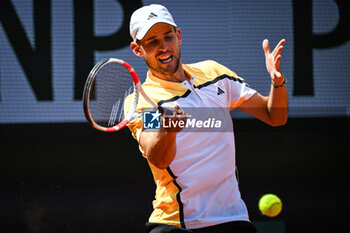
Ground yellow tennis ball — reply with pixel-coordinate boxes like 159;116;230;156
258;194;282;217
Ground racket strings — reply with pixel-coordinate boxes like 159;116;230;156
89;62;134;127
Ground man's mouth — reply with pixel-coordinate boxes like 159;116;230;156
158;54;173;64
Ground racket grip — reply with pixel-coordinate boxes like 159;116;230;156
158;106;174;116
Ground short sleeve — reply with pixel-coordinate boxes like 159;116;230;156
208;61;257;110
226;77;257;110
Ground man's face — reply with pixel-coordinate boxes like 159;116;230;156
137;23;182;77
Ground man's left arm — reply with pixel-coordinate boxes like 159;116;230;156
238;39;288;126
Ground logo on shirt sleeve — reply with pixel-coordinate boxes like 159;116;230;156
217;86;225;95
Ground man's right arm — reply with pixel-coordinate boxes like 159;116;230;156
139;106;186;169
139;128;177;169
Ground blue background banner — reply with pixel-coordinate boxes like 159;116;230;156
1;0;349;123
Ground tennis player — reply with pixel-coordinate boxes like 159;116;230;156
126;4;288;233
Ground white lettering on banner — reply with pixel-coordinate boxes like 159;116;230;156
163;118;222;129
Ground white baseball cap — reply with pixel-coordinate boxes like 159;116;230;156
129;4;177;41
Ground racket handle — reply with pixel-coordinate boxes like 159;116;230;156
158;106;174;116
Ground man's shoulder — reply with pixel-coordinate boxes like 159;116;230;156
185;60;240;81
186;60;224;73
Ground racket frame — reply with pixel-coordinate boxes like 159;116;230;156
83;58;170;132
83;58;143;132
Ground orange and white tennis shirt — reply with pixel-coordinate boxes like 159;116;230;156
124;60;257;229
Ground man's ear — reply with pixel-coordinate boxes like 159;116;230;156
130;42;143;57
176;28;182;45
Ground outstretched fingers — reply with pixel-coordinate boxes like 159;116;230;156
262;39;270;55
272;39;285;57
275;54;282;70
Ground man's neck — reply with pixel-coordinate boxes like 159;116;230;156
150;62;189;83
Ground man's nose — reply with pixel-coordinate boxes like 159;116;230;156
158;40;168;52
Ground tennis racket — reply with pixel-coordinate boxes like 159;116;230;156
82;58;172;132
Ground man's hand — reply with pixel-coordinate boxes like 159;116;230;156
162;104;188;132
263;39;285;85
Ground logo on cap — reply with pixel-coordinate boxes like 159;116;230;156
147;12;158;20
